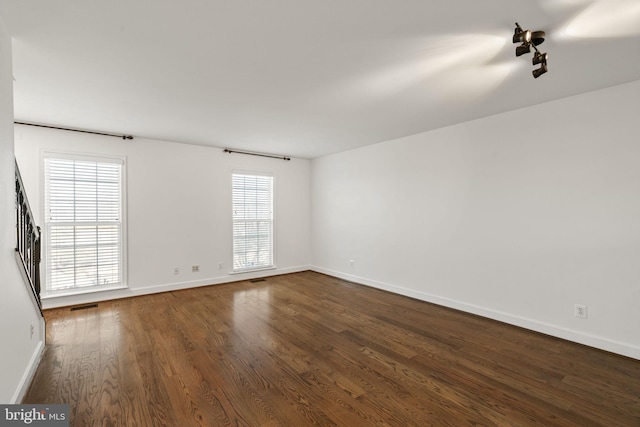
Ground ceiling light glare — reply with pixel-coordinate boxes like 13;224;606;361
565;0;640;38
358;35;506;97
539;0;592;14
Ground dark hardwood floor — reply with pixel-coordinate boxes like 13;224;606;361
24;271;640;426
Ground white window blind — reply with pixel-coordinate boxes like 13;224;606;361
232;172;273;272
44;155;125;293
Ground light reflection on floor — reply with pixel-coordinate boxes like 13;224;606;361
233;285;271;338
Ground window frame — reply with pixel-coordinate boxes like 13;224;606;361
231;170;275;273
41;151;128;297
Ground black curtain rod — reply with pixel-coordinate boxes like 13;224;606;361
14;121;134;140
224;148;291;161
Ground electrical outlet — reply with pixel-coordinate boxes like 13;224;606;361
192;265;199;272
218;262;223;270
30;324;35;339
349;259;354;267
174;267;180;275
574;304;588;319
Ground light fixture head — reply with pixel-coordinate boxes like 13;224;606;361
532;51;548;66
513;25;532;44
532;63;548;78
513;29;531;44
531;31;545;46
516;43;531;57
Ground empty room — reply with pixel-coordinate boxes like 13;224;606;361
1;1;639;426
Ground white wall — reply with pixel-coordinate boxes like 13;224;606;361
0;19;45;403
14;126;311;308
311;80;640;359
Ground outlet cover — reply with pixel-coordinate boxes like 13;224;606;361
574;304;588;319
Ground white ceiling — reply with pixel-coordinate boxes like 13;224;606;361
1;0;639;159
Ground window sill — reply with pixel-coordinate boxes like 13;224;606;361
41;284;128;300
229;266;276;275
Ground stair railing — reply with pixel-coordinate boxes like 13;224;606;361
15;159;43;315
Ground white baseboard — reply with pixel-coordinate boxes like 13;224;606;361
12;334;45;403
310;266;640;361
42;265;311;309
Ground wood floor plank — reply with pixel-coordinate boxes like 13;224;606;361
23;271;640;426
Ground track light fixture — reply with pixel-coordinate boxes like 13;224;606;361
513;22;548;78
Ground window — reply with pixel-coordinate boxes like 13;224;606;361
44;153;126;294
232;172;273;272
